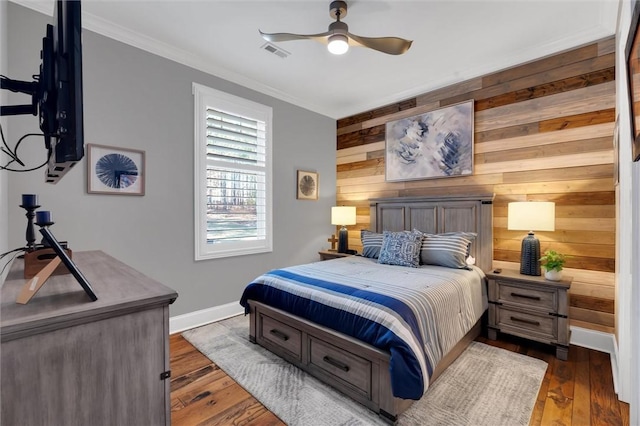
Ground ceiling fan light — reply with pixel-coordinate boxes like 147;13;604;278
328;34;349;55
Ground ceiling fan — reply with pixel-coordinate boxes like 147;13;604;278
259;1;413;56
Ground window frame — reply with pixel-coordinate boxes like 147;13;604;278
193;83;273;260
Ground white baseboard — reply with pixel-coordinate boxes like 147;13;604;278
570;325;619;394
170;301;244;334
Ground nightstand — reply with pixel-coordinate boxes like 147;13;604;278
486;269;572;360
318;250;352;261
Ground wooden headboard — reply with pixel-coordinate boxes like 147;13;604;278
369;194;495;273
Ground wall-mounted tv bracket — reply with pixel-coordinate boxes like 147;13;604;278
1;76;38;117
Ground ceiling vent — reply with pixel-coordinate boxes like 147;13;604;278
261;42;290;59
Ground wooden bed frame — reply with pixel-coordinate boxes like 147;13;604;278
248;194;494;423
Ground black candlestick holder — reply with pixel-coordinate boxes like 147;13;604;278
35;211;55;247
19;203;41;251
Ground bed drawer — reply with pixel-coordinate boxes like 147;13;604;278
258;314;302;360
309;336;372;399
497;282;556;312
497;306;557;341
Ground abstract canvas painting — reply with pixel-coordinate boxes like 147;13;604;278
385;100;474;181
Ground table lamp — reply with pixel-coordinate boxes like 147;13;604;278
507;201;555;276
331;206;356;254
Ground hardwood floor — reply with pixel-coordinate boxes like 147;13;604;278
170;331;629;426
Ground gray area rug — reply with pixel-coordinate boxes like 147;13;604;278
182;315;547;426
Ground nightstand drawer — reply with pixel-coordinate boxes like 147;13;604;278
497;307;557;341
497;282;556;312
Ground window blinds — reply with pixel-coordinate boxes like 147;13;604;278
205;107;266;243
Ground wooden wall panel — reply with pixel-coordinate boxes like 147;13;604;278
335;37;616;334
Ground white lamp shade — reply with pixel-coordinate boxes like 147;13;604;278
327;34;349;55
507;202;555;232
331;206;356;226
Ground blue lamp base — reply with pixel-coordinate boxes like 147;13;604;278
520;232;541;276
337;226;349;254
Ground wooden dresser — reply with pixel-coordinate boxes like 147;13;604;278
486;268;571;360
0;250;178;426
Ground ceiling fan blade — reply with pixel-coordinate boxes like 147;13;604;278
348;33;413;55
259;30;330;44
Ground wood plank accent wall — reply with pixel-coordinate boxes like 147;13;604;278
335;37;616;334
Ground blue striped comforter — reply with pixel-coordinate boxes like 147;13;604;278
239;256;487;400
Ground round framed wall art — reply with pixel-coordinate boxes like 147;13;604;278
296;170;318;200
87;144;145;195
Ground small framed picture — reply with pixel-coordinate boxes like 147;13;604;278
87;144;145;195
296;170;318;200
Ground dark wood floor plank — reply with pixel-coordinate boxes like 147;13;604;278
170;334;214;378
529;348;556;426
572;346;591;425
540;348;576;426
171;364;221;393
171;331;629;426
246;410;286;426
620;401;631;426
475;334;520;352
170;334;200;360
172;382;252;426
590;350;623;426
175;370;238;408
171;397;185;412
172;366;229;406
194;397;276;426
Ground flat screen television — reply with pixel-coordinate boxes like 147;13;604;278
1;0;84;184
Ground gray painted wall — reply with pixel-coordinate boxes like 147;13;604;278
1;0;8;282
5;3;336;315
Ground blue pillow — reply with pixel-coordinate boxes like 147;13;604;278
378;230;423;268
361;230;384;259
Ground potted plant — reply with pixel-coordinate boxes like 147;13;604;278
539;249;567;281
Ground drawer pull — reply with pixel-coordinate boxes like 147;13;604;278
510;316;540;326
510;292;541;301
269;329;289;341
323;356;350;372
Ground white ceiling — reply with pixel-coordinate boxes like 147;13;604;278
13;0;619;119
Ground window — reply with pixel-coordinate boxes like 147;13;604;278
193;83;273;260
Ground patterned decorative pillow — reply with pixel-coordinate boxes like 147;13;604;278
361;230;384;259
378;230;423;267
420;233;474;269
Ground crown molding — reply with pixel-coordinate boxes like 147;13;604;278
9;0;618;120
9;0;334;118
